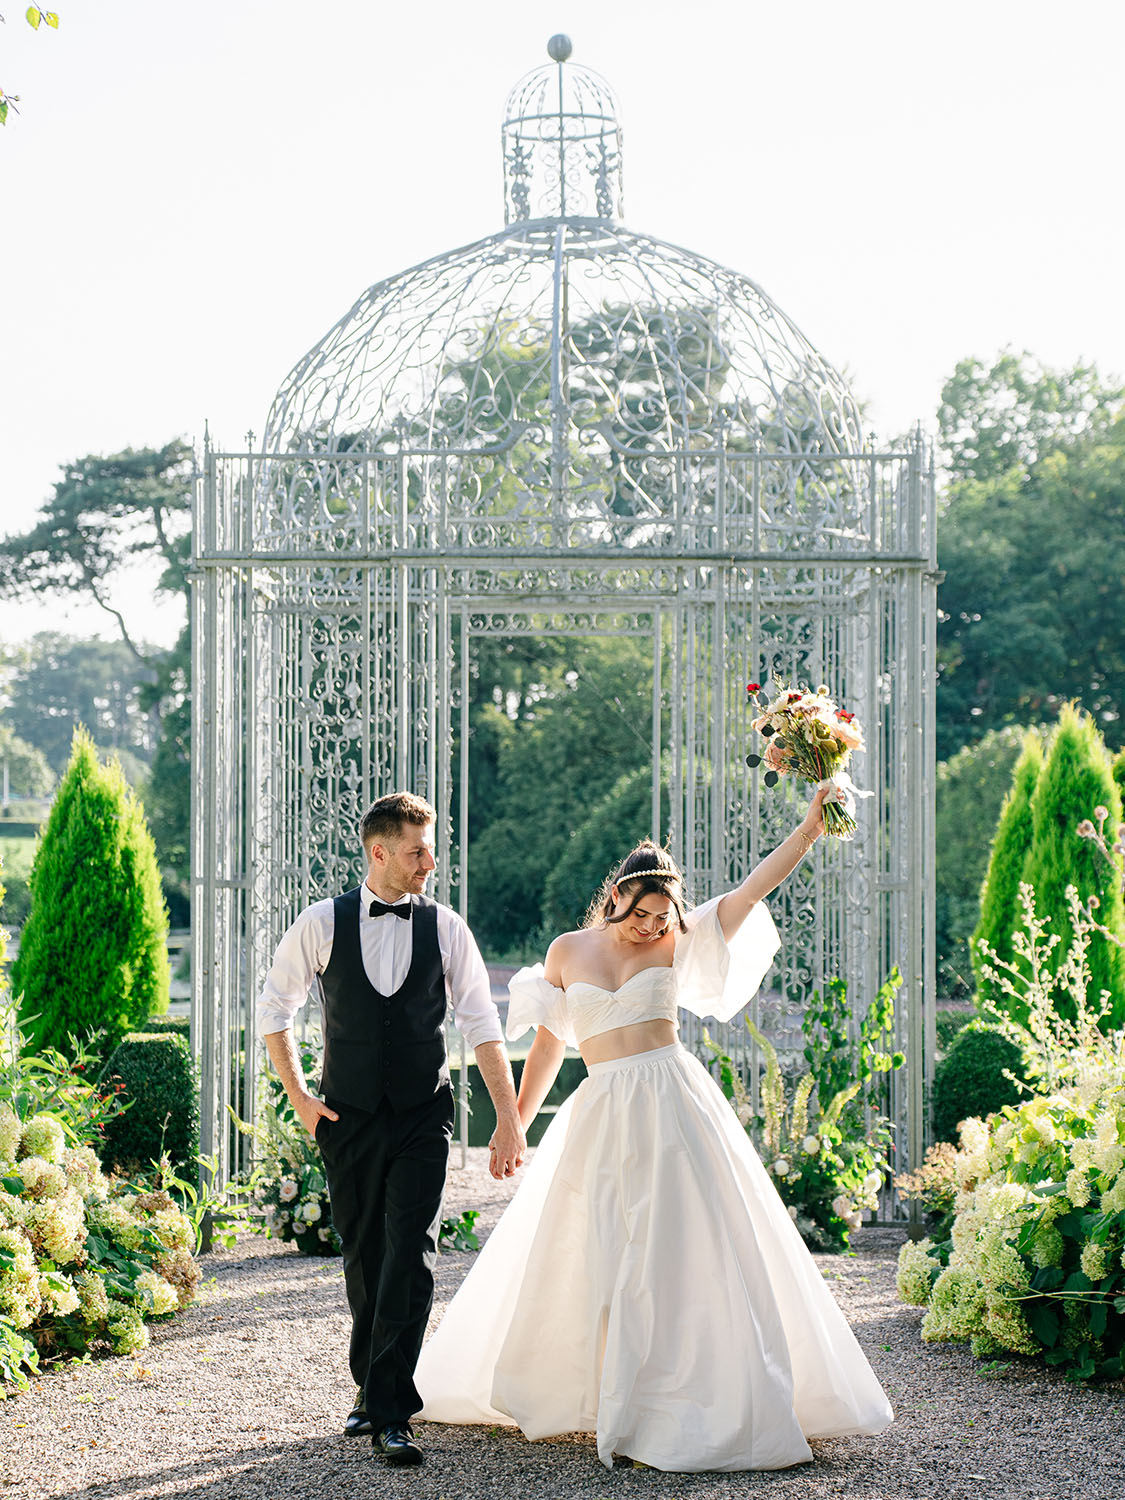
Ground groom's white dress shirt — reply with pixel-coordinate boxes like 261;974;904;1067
256;883;504;1050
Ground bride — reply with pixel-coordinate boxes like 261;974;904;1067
416;788;893;1471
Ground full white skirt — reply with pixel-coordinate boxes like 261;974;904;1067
417;1043;892;1472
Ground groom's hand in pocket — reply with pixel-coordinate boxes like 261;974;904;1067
294;1091;339;1141
264;1030;339;1141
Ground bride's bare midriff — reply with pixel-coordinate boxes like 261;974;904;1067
579;1018;678;1065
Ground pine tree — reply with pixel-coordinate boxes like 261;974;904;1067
1018;706;1125;1025
12;728;170;1059
971;730;1043;1009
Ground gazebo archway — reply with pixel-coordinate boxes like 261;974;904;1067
191;38;937;1201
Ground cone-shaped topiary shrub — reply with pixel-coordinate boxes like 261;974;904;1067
1113;745;1125;808
13;728;170;1061
930;1022;1029;1144
971;731;1043;1009
1017;705;1125;1027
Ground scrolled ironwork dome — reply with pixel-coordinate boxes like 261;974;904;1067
262;40;863;466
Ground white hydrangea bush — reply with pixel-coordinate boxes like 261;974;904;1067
897;1080;1125;1381
0;1111;201;1387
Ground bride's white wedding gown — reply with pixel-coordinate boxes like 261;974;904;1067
416;898;893;1472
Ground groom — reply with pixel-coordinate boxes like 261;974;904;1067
257;791;526;1467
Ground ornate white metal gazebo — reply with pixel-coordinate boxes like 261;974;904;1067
192;37;937;1194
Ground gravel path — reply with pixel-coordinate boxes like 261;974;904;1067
3;1148;1123;1500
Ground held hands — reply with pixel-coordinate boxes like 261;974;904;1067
488;1113;527;1180
293;1091;339;1140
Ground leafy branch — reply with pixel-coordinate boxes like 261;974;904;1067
1;7;60;126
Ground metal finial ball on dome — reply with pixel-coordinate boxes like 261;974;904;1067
547;34;573;62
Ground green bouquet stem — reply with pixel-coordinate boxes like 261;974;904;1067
780;735;857;839
821;801;857;838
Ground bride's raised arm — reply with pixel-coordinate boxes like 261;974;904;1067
713;785;830;942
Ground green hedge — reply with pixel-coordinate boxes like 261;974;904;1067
100;1031;199;1175
143;1014;191;1040
931;1023;1029;1144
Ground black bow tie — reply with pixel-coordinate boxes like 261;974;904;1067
369;899;412;920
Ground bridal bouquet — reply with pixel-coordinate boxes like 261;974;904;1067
745;678;869;838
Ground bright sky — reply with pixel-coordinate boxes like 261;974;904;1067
2;0;1122;649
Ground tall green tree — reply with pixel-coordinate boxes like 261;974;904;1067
971;730;1043;1010
939;351;1123;484
541;761;672;935
936;354;1125;759
12;728;170;1059
1015;706;1125;1025
3;634;158;775
0;442;191;653
0;723;54;800
0;442;193;899
465;635;660;956
936;726;1041;998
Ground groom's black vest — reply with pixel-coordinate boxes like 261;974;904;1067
318;888;450;1113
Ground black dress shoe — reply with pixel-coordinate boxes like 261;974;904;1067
373;1422;424;1466
344;1389;372;1436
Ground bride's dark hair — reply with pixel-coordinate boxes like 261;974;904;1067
583;840;689;932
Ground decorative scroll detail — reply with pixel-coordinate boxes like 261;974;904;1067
260;224;864;474
501;55;624;224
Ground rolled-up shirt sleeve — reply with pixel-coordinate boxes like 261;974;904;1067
256;900;334;1038
437;908;504;1050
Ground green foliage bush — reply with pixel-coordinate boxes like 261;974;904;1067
250;1040;339;1257
931;1023;1029;1144
897;1080;1125;1382
971;732;1042;1009
0;1108;200;1389
935;1007;973;1057
541;762;671;935
143;1014;190;1040
1018;705;1125;1025
711;970;904;1252
100;1033;199;1177
13;728;170;1061
936;727;1038;998
0;955;199;1393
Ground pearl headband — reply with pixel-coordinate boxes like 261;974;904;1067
617;868;679;884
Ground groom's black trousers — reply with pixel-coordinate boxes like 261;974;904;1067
316;1084;454;1426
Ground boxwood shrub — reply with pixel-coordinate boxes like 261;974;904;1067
931;1022;1029;1143
101;1031;199;1175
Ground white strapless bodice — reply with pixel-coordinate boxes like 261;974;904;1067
505;894;782;1051
564;967;678;1046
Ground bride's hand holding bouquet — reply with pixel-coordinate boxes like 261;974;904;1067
745;680;870;839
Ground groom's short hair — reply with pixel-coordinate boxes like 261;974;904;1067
360;791;436;850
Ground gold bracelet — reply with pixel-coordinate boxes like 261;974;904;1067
796;830;816;855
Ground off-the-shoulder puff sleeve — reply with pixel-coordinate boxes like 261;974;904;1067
673;895;781;1024
506;964;579;1050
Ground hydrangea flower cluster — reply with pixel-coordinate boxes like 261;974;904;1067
0;1106;200;1387
896;1079;1125;1381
